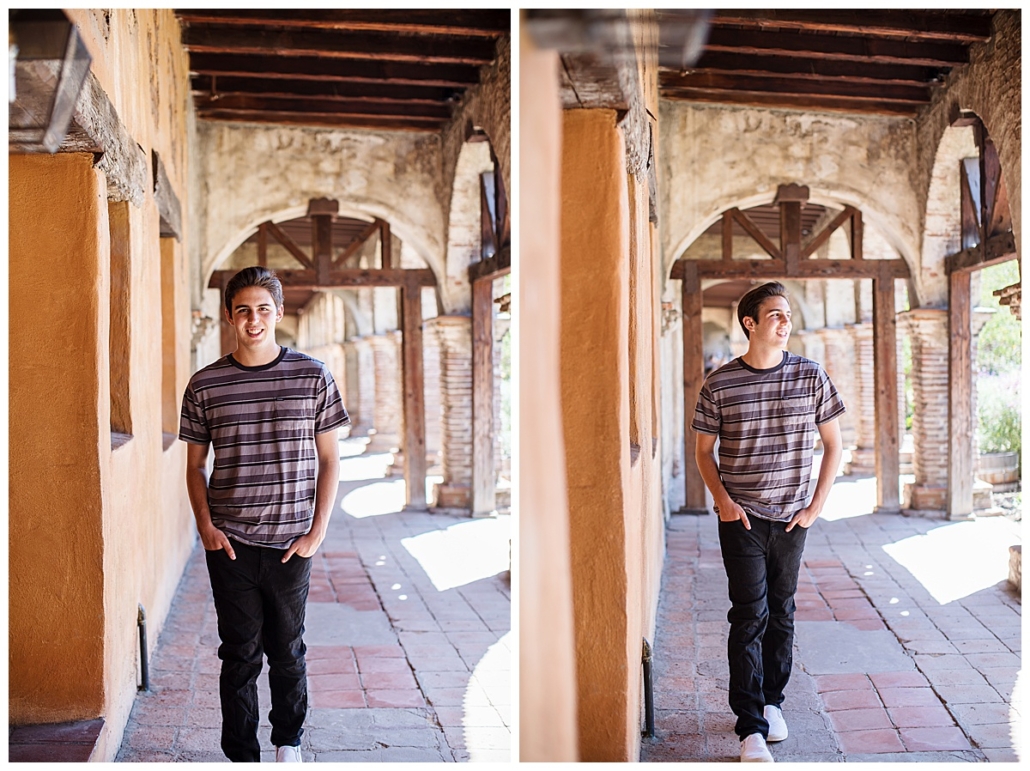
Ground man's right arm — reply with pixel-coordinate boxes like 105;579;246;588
185;442;236;559
694;432;750;530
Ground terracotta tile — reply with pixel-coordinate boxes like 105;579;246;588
836;728;905;754
307;656;358;676
814;673;873;693
875;686;942;708
833;608;881;621
360;671;418;690
366;689;427;708
869;671;929;689
962;722;1019;749
898;726;972;752
821;689;883;711
827;597;873;611
796;609;835;621
305;645;355;661
309;689;366;708
308;673;362;692
887;705;956;728
844;618;887;631
827;708;892;732
354;656;412;674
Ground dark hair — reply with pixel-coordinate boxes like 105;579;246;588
737;282;789;339
224;266;284;313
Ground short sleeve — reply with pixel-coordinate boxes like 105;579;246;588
814;367;846;425
315;366;351;434
691;379;722;435
179;382;211;445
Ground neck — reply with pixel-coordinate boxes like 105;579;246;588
233;342;281;368
741;346;784;371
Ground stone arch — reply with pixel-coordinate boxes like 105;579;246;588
443;138;496;315
917;124;978;308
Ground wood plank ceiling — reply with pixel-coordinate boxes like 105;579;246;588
659;9;995;116
174;9;509;131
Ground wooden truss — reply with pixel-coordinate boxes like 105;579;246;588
673;184;906;514
208;198;435;509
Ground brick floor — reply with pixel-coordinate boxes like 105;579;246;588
639;479;1022;763
115;437;510;762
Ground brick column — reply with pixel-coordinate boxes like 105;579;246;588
429;316;473;510
368;332;403;456
846;323;876;475
422;319;442;470
901;309;948;511
494;316;511;511
816;327;857;449
343;338;375;435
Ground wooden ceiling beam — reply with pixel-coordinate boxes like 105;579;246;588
197;110;445;131
176;9;509;37
661;72;930;103
684;51;943;86
661;88;922;116
704;27;970;67
188;53;481;87
191;75;455;104
706;10;993;43
671;258;910;281
194;94;451;119
210;268;437;289
182;26;497;66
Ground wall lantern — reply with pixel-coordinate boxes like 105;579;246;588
9;9;92;153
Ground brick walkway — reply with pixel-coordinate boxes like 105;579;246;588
642;474;1022;763
117;438;511;762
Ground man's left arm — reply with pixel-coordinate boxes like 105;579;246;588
283;428;341;562
786;417;843;532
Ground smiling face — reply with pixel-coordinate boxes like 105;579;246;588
225;285;284;354
743;295;792;351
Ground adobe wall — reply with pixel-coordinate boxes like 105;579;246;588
194;121;446;304
9;11;197;761
659;102;921;291
518;34;579;763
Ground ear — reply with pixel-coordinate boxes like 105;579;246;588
276;304;285;322
224;306;233;324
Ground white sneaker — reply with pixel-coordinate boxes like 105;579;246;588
764;704;788;742
276;745;303;763
740;733;774;762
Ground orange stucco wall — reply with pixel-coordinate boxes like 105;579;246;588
518;27;580;763
10;10;196;762
9;153;108;723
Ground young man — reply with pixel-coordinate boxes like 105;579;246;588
180;266;349;763
692;282;844;763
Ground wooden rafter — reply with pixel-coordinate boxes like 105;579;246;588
709;10;993;43
333;219;382;269
265;221;316;271
801;206;856;258
730;208;782;260
176;9;510;37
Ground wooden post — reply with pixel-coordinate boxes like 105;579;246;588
872;265;900;512
947;269;974;519
851;209;863;261
307;198;338;285
380;219;392;270
257;222;268;267
781;200;802;274
401;281;427;509
680;261;707;513
472;278;496;516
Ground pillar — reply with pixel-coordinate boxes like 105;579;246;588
846;323;876;474
343;338;376;435
429;316;473;510
816;327;858;449
368;332;403;456
902;309;949;511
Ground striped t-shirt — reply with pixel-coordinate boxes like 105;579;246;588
179;347;350;548
692;351;845;522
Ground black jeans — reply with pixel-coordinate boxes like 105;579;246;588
717;516;808;740
205;541;312;762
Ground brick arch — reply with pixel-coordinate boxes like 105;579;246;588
442;138;495;314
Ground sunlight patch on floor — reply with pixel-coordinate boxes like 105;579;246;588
464;631;511;761
881;517;1022;604
401;516;511;592
820;475;877;522
338;452;395;482
340;480;406;519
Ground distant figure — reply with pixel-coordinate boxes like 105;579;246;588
692;282;845;763
180;267;350;763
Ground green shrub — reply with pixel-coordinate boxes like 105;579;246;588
977;372;1021;457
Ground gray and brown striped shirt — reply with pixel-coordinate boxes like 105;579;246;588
179;347;350;548
692;351;845;522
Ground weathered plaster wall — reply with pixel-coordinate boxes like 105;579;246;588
11;11;197;761
518;34;579;763
914;10;1022;283
196;121;446;298
660;102;921;291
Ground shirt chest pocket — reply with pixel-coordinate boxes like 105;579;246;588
779;397;810;424
274;396;316;423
